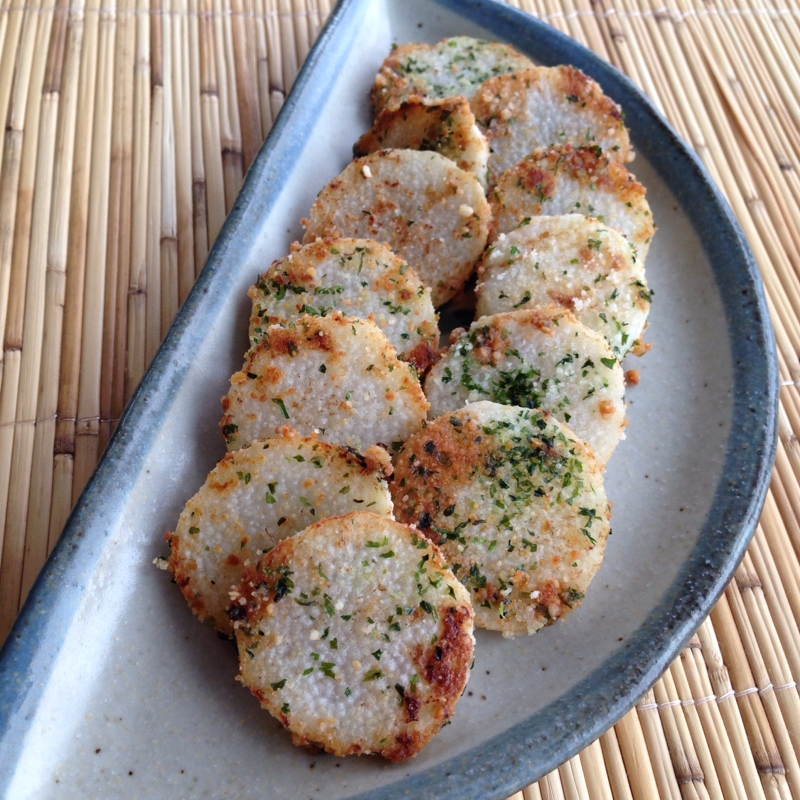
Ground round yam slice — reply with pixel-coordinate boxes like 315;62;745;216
476;216;651;356
354;96;489;188
371;37;535;115
167;434;393;635
248;238;439;372
220;313;429;453
489;144;655;263
424;307;626;465
302;150;490;307
470;66;631;184
233;511;474;761
391;402;610;636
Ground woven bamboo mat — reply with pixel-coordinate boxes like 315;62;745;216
0;0;798;795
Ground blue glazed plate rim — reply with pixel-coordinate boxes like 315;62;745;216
0;0;778;797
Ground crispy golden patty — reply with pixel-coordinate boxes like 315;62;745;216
471;66;631;184
354;96;489;188
233;511;474;761
391;402;610;636
167;433;393;635
220;313;429;453
303;149;490;306
248;238;439;373
424;307;626;465
489;144;655;262
476;216;650;356
371;36;535;115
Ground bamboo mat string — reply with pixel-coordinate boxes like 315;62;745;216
4;1;800;797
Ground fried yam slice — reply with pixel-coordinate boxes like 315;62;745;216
470;66;631;184
167;434;393;635
371;36;535;115
354;96;490;188
489;145;655;263
303;150;490;307
391;402;610;636
424;307;626;465
220;313;428;453
233;511;474;761
248;238;439;373
476;216;650;356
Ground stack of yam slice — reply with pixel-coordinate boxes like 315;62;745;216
157;35;655;763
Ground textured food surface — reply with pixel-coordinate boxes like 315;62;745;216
234;511;475;760
425;308;626;465
354;96;490;188
470;66;631;184
489;145;655;262
303;150;490;306
391;402;610;636
371;36;535;115
220;313;429;452
476;216;650;356
247;238;439;372
167;434;394;635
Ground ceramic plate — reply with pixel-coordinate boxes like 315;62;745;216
0;0;778;797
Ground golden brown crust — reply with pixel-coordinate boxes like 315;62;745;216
302;151;490;307
470;66;631;177
370;38;535;115
391;403;610;636
233;512;475;761
355;96;488;182
488;145;655;256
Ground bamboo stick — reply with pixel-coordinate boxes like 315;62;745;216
696;618;768;800
615;0;691;141
539;770;567;800
305;0;319;46
635;689;681;800
645;0;800;379
652;671;711;799
0;0;44;605
277;0;297;94
71;0;117;501
187;0;209;274
748;527;800;685
50;0;101;540
25;0;84;570
587;0;650;94
265;0;285;119
666;657;725;798
598;727;634;800
523;782;544;800
578;739;613;800
615;706;661;799
571;0;612;61
216;0;243;209
711;592;791;797
253;0;272;139
680;637;750;800
145;0;163;367
159;0;178;340
171;0;195;305
199;0;225;244
732;556;800;770
98;0;135;455
0;0;29;178
558;754;591;800
231;0;261;170
0;0;55;641
125;0;151;398
108;0;135;442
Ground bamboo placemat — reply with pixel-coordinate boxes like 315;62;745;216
0;0;798;796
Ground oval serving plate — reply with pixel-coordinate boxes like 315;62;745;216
0;0;777;797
